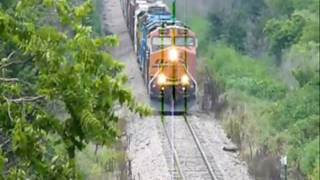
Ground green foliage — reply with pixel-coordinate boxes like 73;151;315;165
299;11;320;43
309;164;320;180
205;0;319;61
76;145;126;179
274;78;319;177
222;90;268;151
270;86;319;130
299;137;320;176
208;12;247;51
205;43;287;100
265;0;319;15
265;0;295;15
264;1;319;63
189;16;209;53
0;150;5;177
206;0;268;52
292;66;318;87
288;116;320;149
264;12;306;59
84;0;104;35
0;0;150;179
287;116;319;164
0;0;19;9
283;40;319;88
229;77;286;100
196;1;319;178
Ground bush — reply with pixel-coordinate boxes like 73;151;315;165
205;43;287;100
299;137;320;176
270;85;319;131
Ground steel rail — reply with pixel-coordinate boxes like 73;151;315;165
183;115;219;180
161;118;186;180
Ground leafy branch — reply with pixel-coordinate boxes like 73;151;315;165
2;96;45;103
0;0;151;179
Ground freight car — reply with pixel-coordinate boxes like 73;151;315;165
120;0;197;109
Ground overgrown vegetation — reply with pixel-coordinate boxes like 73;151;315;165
189;0;319;179
0;0;150;179
84;0;104;35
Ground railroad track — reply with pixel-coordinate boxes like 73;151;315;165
160;113;224;180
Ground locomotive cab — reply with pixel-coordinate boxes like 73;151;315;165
146;26;198;103
120;0;198;109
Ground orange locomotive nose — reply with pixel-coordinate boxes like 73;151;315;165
149;46;196;83
147;46;197;102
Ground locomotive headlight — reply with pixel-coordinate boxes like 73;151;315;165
168;47;178;62
181;74;189;85
157;73;167;85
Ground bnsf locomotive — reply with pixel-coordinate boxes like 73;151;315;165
120;0;197;107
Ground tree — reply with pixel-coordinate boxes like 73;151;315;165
0;0;149;179
264;0;295;16
207;0;268;53
264;12;306;64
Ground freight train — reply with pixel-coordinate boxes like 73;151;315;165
120;0;197;108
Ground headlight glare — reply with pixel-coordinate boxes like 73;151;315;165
168;47;178;61
157;73;167;85
181;74;189;85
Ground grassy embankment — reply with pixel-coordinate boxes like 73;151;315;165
190;16;319;179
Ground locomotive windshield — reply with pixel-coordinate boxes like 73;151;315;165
175;37;195;47
152;37;172;51
152;37;195;51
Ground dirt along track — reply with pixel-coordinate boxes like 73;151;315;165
102;0;253;179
